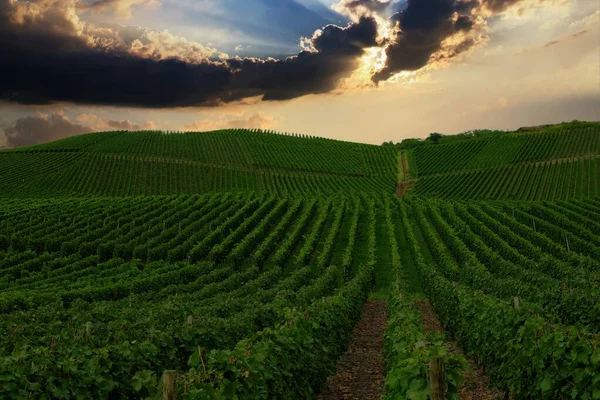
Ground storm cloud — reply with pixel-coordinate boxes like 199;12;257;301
1;112;155;148
2;113;89;148
373;0;485;81
0;0;379;107
0;0;540;108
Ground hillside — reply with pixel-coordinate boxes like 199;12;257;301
0;130;397;197
0;124;599;399
400;122;600;200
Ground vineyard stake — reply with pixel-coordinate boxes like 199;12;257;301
430;357;445;400
564;232;570;252
162;370;177;400
513;296;519;310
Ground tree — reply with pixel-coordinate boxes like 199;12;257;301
428;132;443;144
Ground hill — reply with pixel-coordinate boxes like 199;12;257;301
0;129;397;197
399;122;600;200
0;123;599;399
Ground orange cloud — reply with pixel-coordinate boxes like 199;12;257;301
183;112;278;131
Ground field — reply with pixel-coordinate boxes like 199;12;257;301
1;122;599;399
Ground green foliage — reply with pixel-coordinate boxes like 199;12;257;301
2;124;600;400
384;291;468;400
177;263;374;399
400;195;600;398
427;132;443;144
0;193;380;399
410;123;600;187
0;129;397;197
413;155;599;200
382;200;468;399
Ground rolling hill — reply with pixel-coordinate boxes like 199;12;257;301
0;129;397;197
0;122;599;399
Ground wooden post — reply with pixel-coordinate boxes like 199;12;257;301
85;321;92;336
187;315;194;325
513;296;519;309
162;370;177;400
430;357;445;400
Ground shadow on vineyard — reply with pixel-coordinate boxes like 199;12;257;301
1;122;600;399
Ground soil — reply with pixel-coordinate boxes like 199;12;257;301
396;180;415;197
317;300;387;400
400;152;410;180
415;299;507;400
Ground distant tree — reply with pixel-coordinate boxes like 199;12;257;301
428;132;443;144
396;138;424;149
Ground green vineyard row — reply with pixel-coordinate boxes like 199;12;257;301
412;155;600;200
0;129;397;198
410;122;600;177
1;194;600;398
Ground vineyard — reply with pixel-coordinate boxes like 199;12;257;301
407;122;600;200
1;123;599;399
0;130;397;197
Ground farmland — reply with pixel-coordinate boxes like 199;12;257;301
1;122;599;399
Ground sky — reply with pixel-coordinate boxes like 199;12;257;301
0;0;599;148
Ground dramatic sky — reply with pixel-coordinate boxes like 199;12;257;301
1;0;599;147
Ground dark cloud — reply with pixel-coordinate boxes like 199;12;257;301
373;0;483;81
245;17;378;100
2;113;89;148
0;0;541;108
374;0;457;79
105;119;141;130
1;112;156;148
0;0;378;107
453;0;480;13
370;0;545;81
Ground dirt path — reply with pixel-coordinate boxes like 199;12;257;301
396;151;415;197
318;300;387;400
415;300;506;400
396;180;415;197
400;151;410;180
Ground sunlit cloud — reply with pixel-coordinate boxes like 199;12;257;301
79;0;161;20
183;112;279;131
